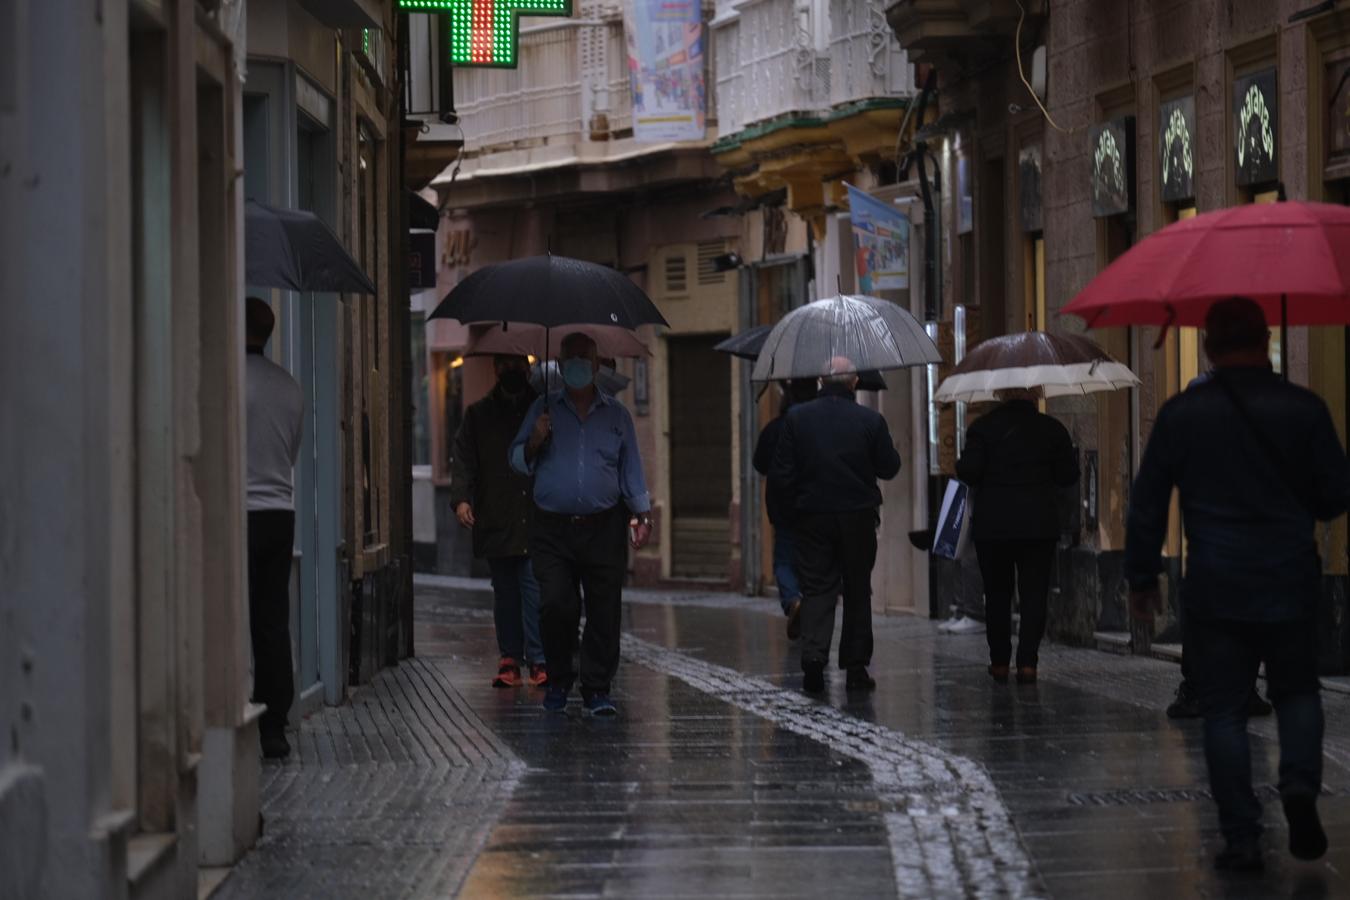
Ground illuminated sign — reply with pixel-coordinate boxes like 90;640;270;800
1089;116;1134;218
1234;67;1277;187
397;0;572;68
1159;96;1195;203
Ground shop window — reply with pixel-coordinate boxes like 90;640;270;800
431;351;464;482
411;313;431;467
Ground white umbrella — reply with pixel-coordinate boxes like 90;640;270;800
934;332;1140;404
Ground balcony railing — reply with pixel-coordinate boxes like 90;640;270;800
714;0;909;142
829;0;913;107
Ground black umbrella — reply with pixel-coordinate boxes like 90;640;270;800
246;200;377;294
428;254;669;330
715;324;888;391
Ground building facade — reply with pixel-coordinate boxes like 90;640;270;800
2;1;257;896
243;0;417;710
887;0;1350;669
1;0;425;896
414;0;920;597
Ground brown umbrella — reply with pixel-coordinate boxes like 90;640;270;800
934;331;1139;404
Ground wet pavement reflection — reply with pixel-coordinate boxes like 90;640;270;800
417;581;1350;898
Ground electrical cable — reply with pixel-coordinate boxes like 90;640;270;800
1014;0;1079;134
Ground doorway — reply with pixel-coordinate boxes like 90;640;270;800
668;334;732;580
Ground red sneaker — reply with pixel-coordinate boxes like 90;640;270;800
528;663;549;688
492;657;522;688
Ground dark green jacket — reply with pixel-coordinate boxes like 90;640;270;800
449;384;537;559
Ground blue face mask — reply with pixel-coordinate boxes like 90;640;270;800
562;358;594;389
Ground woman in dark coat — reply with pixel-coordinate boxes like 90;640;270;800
956;388;1079;684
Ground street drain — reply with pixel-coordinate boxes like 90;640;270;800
1067;785;1342;806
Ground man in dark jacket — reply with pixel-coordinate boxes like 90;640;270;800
451;354;546;688
956;387;1078;684
1127;297;1350;871
753;377;819;639
770;358;902;693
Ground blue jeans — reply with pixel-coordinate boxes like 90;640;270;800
1190;616;1323;843
487;556;544;665
773;525;802;614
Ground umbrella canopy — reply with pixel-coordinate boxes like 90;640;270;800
750;294;941;382
465;323;649;359
428;254;669;330
245;200;377;294
934;331;1140;404
716;324;887;390
1062;201;1350;328
714;325;773;360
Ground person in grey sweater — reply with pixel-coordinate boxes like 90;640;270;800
245;297;304;760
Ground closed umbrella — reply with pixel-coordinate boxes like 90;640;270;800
750;294;941;382
245;200;377;294
428;254;668;330
715;325;887;390
934;332;1140;404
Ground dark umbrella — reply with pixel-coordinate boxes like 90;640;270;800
428;254;669;330
245;200;377;294
715;324;888;391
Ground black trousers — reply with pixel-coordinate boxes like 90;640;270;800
975;538;1055;669
796;510;878;671
248;510;295;737
530;506;627;696
1190;616;1323;842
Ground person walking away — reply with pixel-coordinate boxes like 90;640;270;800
510;333;652;716
956;387;1078;685
770;358;901;694
753;377;819;639
1126;297;1350;871
244;298;305;760
451;354;546;688
1166;367;1273;720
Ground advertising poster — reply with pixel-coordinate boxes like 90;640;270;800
625;0;706;142
845;183;910;291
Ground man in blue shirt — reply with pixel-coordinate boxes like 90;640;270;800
510;332;652;716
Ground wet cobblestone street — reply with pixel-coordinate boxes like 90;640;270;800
220;578;1350;898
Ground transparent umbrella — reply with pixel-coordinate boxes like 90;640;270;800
750;294;941;382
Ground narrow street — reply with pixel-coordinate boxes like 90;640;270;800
220;579;1350;899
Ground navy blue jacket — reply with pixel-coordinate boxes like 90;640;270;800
1125;366;1350;622
769;385;902;515
956;400;1079;541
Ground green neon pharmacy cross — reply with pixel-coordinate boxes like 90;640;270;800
398;0;572;68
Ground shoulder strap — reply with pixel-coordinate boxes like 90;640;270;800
1212;373;1313;517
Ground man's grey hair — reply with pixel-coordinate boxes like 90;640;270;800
822;355;858;388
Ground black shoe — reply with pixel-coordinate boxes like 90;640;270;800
1167;681;1202;719
785;599;803;641
846;666;876;692
261;732;291;761
1283;794;1328;861
803;662;825;694
988;664;1010;684
1215;837;1264;872
1248;689;1273;717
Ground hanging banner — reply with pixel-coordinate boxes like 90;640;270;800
845;183;910;291
625;0;705;142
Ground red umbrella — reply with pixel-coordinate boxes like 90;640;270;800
1062;201;1350;330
